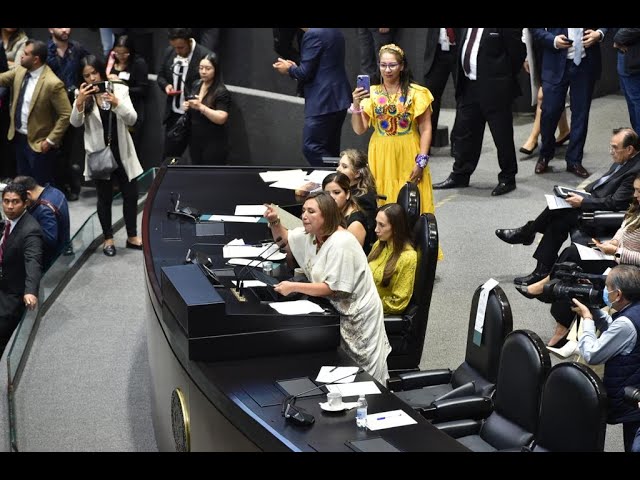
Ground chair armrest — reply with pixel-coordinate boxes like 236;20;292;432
384;315;409;335
435;418;482;438
424;395;493;423
433;381;476;402
579;211;625;231
387;369;452;391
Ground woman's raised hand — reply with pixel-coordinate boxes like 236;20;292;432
352;86;369;107
263;204;279;223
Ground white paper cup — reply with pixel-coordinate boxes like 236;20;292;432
327;392;342;407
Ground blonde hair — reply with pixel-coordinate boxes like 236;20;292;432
339;149;377;197
379;43;405;60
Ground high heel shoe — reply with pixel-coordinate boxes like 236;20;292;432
547;339;578;358
519;143;538;156
514;283;537;299
555;133;570;146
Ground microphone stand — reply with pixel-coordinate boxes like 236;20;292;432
235;236;284;296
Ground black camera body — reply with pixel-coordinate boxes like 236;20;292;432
542;262;607;308
624;386;640;406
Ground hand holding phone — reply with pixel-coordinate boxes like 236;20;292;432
356;74;370;92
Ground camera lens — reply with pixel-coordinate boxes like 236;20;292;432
624;386;640;404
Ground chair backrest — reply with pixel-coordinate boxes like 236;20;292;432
480;330;551;450
532;362;607;452
385;213;438;370
571;210;625;245
396;182;420;231
451;284;513;395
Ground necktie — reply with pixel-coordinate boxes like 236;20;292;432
0;221;10;264
446;28;456;45
572;28;583;66
14;72;31;131
463;28;479;76
592;164;622;190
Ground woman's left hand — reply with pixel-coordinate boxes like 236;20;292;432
274;281;297;297
593;238;617;255
103;91;118;108
409;165;423;184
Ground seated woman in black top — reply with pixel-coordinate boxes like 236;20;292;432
336;148;378;223
322;172;376;253
182;52;231;165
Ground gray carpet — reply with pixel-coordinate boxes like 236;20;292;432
1;92;632;451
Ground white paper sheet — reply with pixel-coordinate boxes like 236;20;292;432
223;244;269;258
231;280;267;288
365;410;417;431
574;242;615;261
315;366;360;384
268;300;325;315
200;214;261;223
545;194;572;210
259;169;307;183
325;381;381;397
305;170;334;184
234;204;268;216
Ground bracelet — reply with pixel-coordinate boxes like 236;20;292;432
268;218;281;227
348;103;363;114
415;153;429;168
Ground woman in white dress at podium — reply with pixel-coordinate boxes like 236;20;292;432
265;191;391;383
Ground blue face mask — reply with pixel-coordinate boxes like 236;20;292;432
603;288;617;307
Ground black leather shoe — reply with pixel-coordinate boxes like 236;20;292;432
514;268;550;286
566;163;590;178
103;244;116;257
126;240;143;250
519;143;538;156
535;156;551;174
495;221;536;245
433;176;469;190
515;283;536;299
491;182;516;196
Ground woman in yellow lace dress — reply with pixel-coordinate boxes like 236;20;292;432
351;43;435;220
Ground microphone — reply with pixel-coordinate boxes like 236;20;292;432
281;368;364;426
167;192;200;222
234;236;284;294
186;239;278;262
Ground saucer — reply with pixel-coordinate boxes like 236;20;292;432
320;402;347;412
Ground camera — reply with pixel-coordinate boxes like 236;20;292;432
624;386;640;406
542;262;606;307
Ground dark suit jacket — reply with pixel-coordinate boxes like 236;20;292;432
454;28;525;104
423;28;462;74
0;64;71;151
0;212;43;324
614;28;640;75
531;28;608;85
156;43;213;123
287;28;351;117
583;153;640;211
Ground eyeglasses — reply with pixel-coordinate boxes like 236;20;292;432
114;52;130;57
379;62;400;70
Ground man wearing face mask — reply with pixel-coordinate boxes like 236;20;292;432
572;264;640;452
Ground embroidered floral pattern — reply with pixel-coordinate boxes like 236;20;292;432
372;86;414;137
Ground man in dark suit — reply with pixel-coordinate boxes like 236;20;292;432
531;28;608;178
496;128;640;284
0;182;43;355
423;28;462;155
157;28;213;159
432;28;526;196
273;28;352;167
0;39;71;187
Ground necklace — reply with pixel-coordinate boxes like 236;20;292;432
383;83;400;103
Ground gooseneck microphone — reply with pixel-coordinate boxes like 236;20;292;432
281;368;364;426
234;236;284;294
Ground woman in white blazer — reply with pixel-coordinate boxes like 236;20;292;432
70;55;143;257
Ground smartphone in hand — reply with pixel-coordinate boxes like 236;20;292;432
356;75;370;92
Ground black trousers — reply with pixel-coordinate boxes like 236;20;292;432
0;291;24;356
548;243;615;328
450;81;517;184
95;163;138;240
423;46;458;144
532;207;582;268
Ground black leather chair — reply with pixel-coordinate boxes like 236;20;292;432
437;330;551;452
396;181;420;231
570;210;625;245
387;283;513;419
527;362;607;452
384;213;438;371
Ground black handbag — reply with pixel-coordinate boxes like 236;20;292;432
166;113;191;155
86;111;118;180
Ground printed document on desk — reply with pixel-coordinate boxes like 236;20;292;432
326;381;381;397
268;300;325;315
200;214;262;223
305;170;334;185
574;242;615;261
235;205;268;216
366;410;417;431
545;194;572;210
316;366;359;383
259;169;307;183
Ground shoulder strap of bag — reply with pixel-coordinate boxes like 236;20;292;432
34;198;61;219
106;110;113;146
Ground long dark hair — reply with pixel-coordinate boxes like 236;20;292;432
78;55;107;115
367;203;413;287
191;52;226;108
322;172;359;216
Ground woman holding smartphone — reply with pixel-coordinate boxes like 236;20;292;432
182;52;231;165
70;55;143;257
350;44;440;258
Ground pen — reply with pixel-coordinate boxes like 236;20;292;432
376;413;403;421
328;366;338;372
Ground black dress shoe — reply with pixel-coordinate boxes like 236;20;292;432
519;143;538;156
566;163;590;178
535;156;551;174
514;269;549;286
433;176;469;189
103;244;116;257
491;182;516;196
126;240;143;250
495;221;536;245
515;283;536;299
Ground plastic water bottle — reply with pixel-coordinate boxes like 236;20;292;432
355;394;368;428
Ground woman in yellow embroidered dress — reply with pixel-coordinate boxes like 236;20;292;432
351;43;441;258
